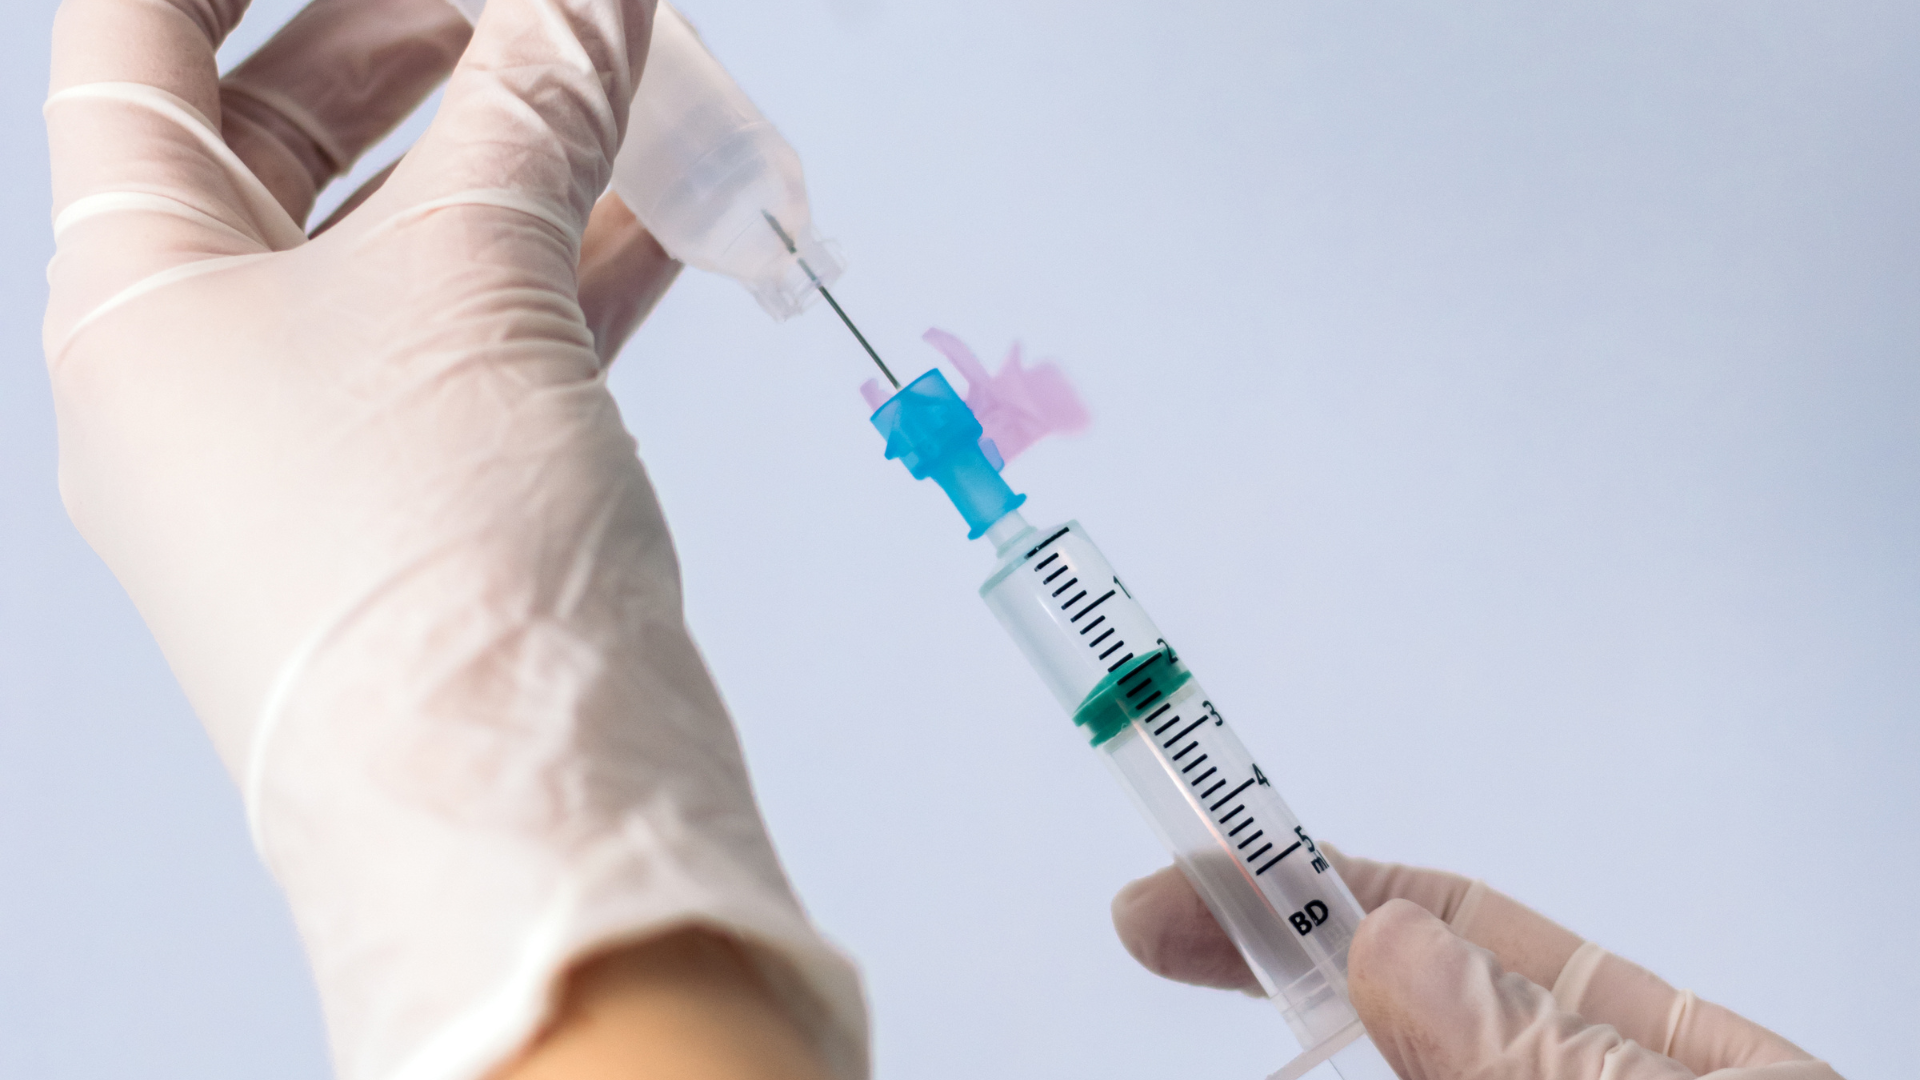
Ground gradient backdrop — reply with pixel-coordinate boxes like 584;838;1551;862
2;2;1915;1077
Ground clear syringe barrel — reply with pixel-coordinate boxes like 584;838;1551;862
867;368;1390;1077
978;515;1394;1080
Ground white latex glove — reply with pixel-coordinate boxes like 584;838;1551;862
1112;850;1842;1080
43;3;864;1080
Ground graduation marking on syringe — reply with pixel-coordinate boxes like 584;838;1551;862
1006;529;1344;945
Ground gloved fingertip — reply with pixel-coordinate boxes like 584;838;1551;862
1349;898;1456;1003
395;0;658;231
1108;865;1185;961
1108;866;1166;918
1109;865;1259;993
1348;899;1500;1080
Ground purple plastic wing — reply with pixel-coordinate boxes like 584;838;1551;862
923;327;1091;464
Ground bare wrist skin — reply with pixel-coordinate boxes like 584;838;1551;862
495;930;836;1080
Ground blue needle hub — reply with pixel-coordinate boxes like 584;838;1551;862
871;370;1027;539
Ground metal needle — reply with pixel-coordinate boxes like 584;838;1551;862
763;211;900;390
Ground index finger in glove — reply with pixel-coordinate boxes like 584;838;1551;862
368;0;656;246
46;0;307;347
1328;847;1825;1075
1351;900;1703;1080
1352;901;1842;1080
219;0;471;225
1324;844;1583;994
576;192;680;363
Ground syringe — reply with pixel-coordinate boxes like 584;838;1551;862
867;369;1397;1080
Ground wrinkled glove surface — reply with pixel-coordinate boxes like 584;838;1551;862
43;2;865;1080
1112;849;1840;1080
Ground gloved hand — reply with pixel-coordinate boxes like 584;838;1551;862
1111;849;1841;1079
43;3;864;1080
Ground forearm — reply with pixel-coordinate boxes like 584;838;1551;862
497;930;836;1080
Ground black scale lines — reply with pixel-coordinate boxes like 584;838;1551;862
1029;539;1129;672
1026;533;1300;883
1072;591;1116;622
1255;842;1302;877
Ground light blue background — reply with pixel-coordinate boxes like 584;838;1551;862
2;1;1914;1077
